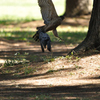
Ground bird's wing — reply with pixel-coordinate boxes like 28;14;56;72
37;0;64;40
38;0;58;25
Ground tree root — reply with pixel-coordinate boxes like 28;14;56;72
68;38;95;55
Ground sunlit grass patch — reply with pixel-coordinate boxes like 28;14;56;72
0;16;35;25
0;0;41;20
0;0;65;23
0;26;87;44
3;52;29;68
49;31;87;44
0;30;34;41
58;26;88;32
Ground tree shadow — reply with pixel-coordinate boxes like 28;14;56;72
80;76;100;80
0;83;100;100
0;66;81;81
0;19;36;25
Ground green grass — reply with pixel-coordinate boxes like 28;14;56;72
0;0;87;44
0;0;65;22
0;30;87;44
49;31;87;44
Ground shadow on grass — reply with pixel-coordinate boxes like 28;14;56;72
0;31;87;44
0;18;36;25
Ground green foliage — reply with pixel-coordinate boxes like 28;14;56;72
1;52;38;76
65;55;81;61
3;52;29;68
30;94;64;100
75;65;82;69
41;55;55;63
46;69;56;74
23;67;37;75
3;59;16;67
1;50;57;76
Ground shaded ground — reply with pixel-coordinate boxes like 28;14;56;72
0;15;100;100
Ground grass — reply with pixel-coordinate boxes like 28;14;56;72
0;31;34;41
0;30;87;44
0;0;87;44
1;51;55;76
29;94;58;100
0;0;65;22
3;52;29;67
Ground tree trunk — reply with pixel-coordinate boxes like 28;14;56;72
64;0;93;17
68;0;100;55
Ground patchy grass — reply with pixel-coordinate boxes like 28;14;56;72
0;29;87;44
0;51;55;77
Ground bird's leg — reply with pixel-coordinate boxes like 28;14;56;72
40;41;44;52
47;40;51;52
52;29;58;37
52;29;63;41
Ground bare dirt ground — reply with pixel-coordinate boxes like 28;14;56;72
0;15;100;100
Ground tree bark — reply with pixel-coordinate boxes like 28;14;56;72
68;0;100;55
64;0;93;17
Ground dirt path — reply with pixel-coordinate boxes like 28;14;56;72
0;39;100;100
0;15;100;100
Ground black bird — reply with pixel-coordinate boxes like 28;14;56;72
39;31;51;52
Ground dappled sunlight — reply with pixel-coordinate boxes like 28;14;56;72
0;59;5;64
58;25;88;32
